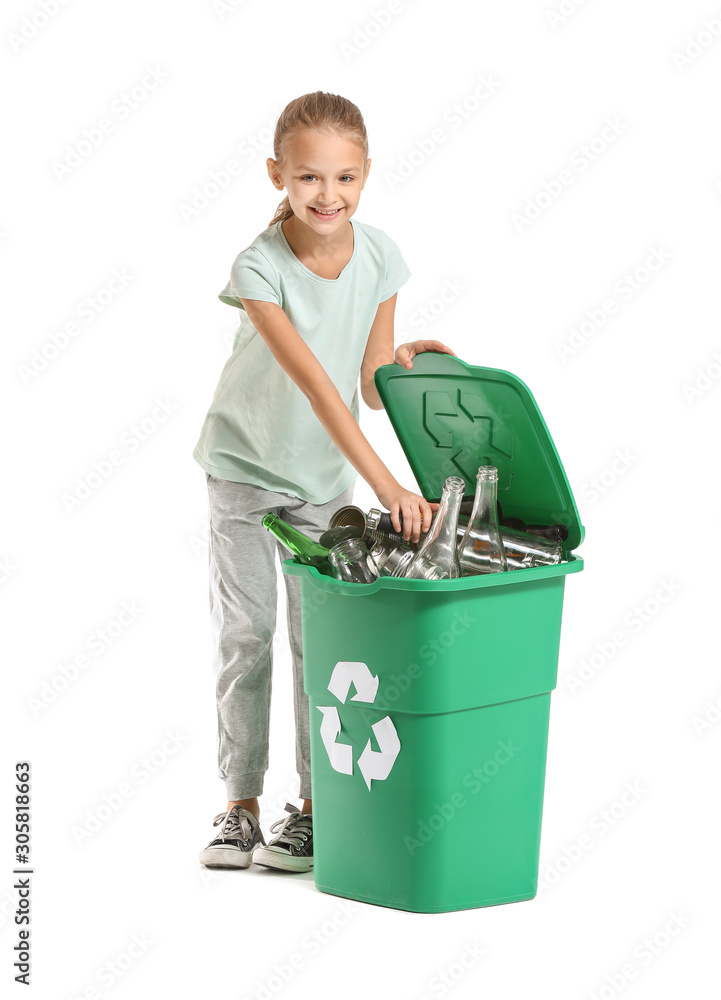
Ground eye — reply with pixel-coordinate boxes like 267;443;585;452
340;175;354;183
301;174;317;182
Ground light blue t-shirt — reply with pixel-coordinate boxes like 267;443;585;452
192;217;412;503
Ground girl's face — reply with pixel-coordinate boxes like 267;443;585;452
268;130;370;233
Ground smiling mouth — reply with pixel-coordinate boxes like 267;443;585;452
310;207;342;217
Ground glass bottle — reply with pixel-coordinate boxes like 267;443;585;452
522;523;568;543
501;516;568;543
482;525;560;569
402;476;466;580
327;537;380;584
335;505;561;570
261;513;330;567
459;467;508;573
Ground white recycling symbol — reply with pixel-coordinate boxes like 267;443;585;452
317;661;401;790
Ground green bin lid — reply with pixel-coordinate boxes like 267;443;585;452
374;353;585;551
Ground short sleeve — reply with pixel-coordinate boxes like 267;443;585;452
380;234;412;302
218;246;281;310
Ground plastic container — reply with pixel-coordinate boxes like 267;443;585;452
282;353;584;912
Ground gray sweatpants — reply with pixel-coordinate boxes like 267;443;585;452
205;472;355;801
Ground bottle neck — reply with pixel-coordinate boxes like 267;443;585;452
471;475;499;525
427;485;464;545
261;514;329;562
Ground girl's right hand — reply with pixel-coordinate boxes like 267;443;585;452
376;483;439;544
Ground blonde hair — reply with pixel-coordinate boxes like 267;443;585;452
267;91;369;228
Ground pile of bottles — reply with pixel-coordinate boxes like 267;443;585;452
262;466;569;585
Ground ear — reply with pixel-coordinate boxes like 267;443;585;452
266;158;285;192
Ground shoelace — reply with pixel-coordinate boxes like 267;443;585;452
267;803;312;849
212;806;265;846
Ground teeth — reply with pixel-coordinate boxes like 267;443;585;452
314;208;339;214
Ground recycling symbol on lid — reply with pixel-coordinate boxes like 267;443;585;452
316;661;401;790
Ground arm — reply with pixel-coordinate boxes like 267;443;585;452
240;296;432;542
360;294;396;410
361;296;458;404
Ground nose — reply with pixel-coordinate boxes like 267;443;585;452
317;181;337;204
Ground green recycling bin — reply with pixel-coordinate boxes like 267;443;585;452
282;354;584;913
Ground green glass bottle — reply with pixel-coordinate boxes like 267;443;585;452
261;513;331;568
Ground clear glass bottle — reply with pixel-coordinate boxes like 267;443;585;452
459;467;508;574
357;506;561;569
402;476;466;580
327;537;380;584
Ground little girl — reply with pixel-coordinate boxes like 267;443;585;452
193;91;454;873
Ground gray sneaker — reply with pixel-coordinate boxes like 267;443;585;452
252;803;313;873
199;805;266;869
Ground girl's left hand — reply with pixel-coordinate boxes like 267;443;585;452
394;340;456;370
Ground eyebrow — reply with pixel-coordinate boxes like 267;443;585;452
296;166;361;173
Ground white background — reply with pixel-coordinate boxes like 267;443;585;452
2;0;719;997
